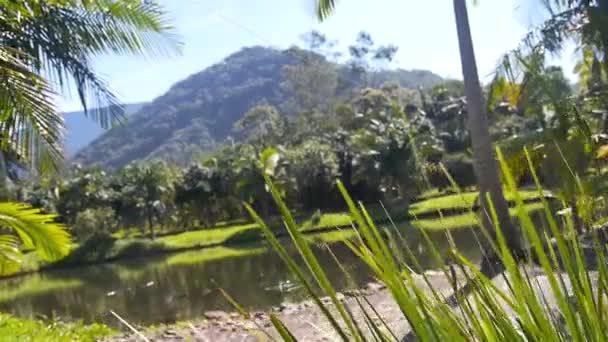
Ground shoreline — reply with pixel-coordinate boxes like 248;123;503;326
0;196;550;281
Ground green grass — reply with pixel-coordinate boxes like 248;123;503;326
0;313;114;341
307;202;546;241
164;246;267;266
411;202;545;230
308;228;359;243
409;189;547;216
159;223;258;248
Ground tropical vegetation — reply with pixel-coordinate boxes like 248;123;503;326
1;0;608;340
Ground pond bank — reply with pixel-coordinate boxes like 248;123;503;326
104;266;568;342
2;190;550;281
104;273;455;342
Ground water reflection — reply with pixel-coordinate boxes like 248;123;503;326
0;215;549;325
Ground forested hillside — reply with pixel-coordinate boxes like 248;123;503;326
74;43;443;169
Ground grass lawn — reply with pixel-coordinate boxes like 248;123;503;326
409;189;549;216
411;202;546;230
159;223;258;249
164;246;267;267
308;201;547;242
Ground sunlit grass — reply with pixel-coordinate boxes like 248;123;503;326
164;246;267;266
412;202;546;230
409;188;546;216
159;223;258;248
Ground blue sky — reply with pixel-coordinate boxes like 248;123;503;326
59;0;576;111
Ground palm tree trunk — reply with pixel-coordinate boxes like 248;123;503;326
453;0;521;252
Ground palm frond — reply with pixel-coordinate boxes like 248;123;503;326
0;202;70;262
316;0;337;21
0;47;64;172
0;235;23;275
3;1;180;129
0;1;181;173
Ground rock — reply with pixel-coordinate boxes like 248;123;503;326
253;311;265;319
336;292;345;301
365;282;386;292
204;310;229;321
162;329;182;339
230;312;240;319
243;321;257;330
163;329;178;336
343;289;360;297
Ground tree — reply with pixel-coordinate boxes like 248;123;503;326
115;160;174;239
315;0;521;252
175;163;223;229
55;165;113;231
233;105;287;146
349;90;420;204
283;33;340;112
285;139;340;210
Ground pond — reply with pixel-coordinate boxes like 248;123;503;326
0;216;548;326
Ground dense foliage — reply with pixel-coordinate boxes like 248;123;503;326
18;66;575;242
74;33;444;169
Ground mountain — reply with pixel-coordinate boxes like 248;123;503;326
74;46;444;169
63;102;146;157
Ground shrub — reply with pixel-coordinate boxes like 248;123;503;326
72;207;117;240
114;240;168;259
59;232;117;265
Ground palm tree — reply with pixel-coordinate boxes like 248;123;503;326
315;0;522;252
0;0;179;271
0;0;180;186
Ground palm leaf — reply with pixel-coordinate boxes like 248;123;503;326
0;235;23;275
316;0;338;20
0;47;63;172
0;202;70;263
